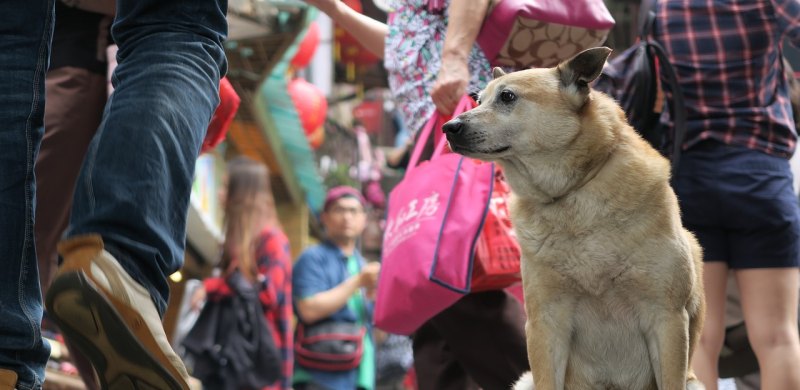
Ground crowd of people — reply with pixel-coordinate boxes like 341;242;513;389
1;0;800;390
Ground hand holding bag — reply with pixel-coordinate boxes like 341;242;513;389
374;96;495;335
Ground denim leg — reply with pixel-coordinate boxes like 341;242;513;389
67;0;228;315
0;1;54;389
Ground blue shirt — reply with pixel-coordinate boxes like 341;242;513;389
292;241;373;389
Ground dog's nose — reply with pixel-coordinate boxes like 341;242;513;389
442;119;464;135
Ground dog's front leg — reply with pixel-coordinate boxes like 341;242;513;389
645;308;690;390
525;293;575;390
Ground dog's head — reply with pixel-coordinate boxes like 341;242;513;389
443;47;614;162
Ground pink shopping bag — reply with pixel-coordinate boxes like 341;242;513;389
374;97;495;335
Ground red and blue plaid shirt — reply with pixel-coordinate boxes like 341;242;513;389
255;228;294;390
654;0;800;158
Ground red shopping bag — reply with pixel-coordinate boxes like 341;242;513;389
471;166;522;291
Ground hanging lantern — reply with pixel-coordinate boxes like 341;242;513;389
334;0;380;80
290;21;321;69
287;78;328;149
307;125;326;150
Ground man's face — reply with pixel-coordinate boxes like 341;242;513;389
322;197;367;241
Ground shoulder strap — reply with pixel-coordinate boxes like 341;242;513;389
638;0;657;39
640;0;686;174
648;41;686;174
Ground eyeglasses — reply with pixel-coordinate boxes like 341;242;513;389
327;206;366;216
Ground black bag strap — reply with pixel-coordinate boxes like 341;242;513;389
649;40;686;175
639;0;686;174
638;0;657;38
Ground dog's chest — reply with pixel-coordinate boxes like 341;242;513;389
567;295;658;389
521;222;665;389
527;229;636;296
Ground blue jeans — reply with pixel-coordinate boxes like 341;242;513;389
0;1;227;388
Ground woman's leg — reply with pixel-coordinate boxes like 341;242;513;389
692;262;729;390
736;268;800;389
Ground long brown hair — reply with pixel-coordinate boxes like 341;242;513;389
220;156;279;283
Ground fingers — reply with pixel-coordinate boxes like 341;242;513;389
431;87;458;116
360;262;381;289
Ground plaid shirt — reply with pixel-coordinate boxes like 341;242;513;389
653;0;800;158
255;228;294;390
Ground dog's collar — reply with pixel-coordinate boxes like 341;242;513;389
544;148;615;205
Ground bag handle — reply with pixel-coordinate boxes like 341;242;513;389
427;0;446;13
407;96;476;174
639;0;685;173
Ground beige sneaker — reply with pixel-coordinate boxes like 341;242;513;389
44;235;190;390
0;368;17;390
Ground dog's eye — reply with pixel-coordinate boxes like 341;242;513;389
499;90;516;103
469;92;481;105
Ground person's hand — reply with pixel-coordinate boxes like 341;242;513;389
358;261;381;290
431;54;470;116
301;0;340;16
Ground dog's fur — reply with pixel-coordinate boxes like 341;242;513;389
443;47;706;390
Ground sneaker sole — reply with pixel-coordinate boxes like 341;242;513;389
45;271;186;390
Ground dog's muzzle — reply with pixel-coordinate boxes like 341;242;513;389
443;118;482;154
442;118;464;137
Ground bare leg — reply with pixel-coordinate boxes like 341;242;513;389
735;268;800;390
691;262;728;390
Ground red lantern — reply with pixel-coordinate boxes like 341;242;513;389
287;78;328;149
201;76;240;153
307;125;326;150
334;0;380;68
291;22;320;69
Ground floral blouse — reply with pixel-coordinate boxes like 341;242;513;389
384;0;492;136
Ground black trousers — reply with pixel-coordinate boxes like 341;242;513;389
412;290;529;390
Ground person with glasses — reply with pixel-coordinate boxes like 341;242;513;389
292;186;381;390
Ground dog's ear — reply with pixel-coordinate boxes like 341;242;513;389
557;47;612;105
493;67;507;79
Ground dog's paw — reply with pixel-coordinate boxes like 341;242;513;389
686;379;705;390
511;371;534;390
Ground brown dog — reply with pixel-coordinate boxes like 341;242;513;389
443;47;705;390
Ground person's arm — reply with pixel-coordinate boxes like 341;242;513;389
430;0;491;115
295;261;380;324
303;0;387;58
295;273;364;324
60;0;115;16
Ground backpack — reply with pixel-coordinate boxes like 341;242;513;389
594;0;686;173
181;271;282;390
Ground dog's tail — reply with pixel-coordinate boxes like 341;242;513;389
511;371;534;390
